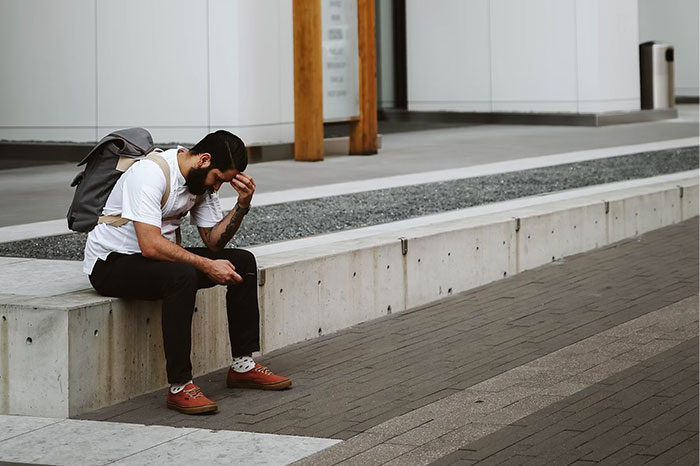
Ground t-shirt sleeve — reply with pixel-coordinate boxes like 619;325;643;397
120;160;166;228
190;191;224;227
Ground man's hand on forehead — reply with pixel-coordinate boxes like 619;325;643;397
231;173;256;209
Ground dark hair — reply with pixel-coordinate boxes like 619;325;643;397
190;130;248;172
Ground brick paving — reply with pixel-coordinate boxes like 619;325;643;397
291;296;697;465
429;337;699;466
78;219;699;455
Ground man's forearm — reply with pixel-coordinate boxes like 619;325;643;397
203;203;248;251
142;231;211;272
135;221;240;285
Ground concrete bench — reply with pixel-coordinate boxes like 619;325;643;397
1;172;697;417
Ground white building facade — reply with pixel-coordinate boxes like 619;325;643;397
0;0;697;144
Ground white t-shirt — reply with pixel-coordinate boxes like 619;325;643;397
83;147;224;274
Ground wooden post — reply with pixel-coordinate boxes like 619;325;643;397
350;0;378;155
293;0;324;162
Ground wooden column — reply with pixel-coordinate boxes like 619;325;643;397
350;0;378;155
293;0;324;162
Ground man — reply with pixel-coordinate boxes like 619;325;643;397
84;130;290;414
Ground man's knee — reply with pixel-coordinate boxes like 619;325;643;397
223;249;257;274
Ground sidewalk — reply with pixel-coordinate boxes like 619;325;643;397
49;218;696;466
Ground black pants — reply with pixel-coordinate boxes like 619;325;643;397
89;248;260;384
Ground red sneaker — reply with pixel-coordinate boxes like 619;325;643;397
227;363;292;390
166;382;218;414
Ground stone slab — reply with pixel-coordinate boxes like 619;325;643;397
0;418;196;466
0;415;61;442
110;429;340;466
0;415;339;466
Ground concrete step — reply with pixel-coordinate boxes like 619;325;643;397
0;172;697;417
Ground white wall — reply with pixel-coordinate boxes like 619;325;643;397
0;0;295;145
639;0;699;97
0;0;97;142
406;0;641;113
407;0;491;112
208;0;295;145
576;0;641;112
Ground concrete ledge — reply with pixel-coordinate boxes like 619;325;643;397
254;172;698;352
0;172;697;417
379;108;679;127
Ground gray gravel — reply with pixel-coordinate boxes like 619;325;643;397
1;146;697;261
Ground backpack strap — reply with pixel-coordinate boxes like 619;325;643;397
170;194;206;246
145;151;170;208
98;149;169;227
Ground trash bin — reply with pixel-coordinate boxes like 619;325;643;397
639;41;675;109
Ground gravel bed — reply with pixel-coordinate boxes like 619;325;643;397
1;146;697;261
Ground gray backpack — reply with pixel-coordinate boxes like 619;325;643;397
67;128;171;232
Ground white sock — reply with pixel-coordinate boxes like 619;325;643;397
170;380;192;394
231;355;255;373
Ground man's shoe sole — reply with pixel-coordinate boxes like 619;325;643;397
166;401;218;414
227;379;292;390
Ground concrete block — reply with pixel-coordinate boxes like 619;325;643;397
259;240;405;353
617;189;677;237
2;287;231;417
680;184;699;220
1;306;69;417
606;186;682;242
517;204;606;272
404;220;515;310
606;198;628;244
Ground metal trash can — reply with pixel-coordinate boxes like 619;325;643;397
639;41;675;109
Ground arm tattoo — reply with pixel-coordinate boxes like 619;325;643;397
215;205;247;249
201;227;213;243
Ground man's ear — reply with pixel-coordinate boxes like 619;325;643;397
197;152;212;168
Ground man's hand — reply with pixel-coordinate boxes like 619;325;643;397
205;259;243;285
196;173;255;251
231;173;255;208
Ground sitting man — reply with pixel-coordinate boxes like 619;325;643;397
83;130;290;414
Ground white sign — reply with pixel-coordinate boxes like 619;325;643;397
322;0;360;121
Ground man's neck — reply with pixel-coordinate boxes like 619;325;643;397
176;148;191;178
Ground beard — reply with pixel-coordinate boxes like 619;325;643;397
185;165;212;195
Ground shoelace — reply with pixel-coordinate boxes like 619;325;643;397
182;386;204;399
254;365;273;376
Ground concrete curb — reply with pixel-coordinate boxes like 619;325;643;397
253;172;698;353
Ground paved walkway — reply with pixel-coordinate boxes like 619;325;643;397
431;338;698;466
66;219;699;465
